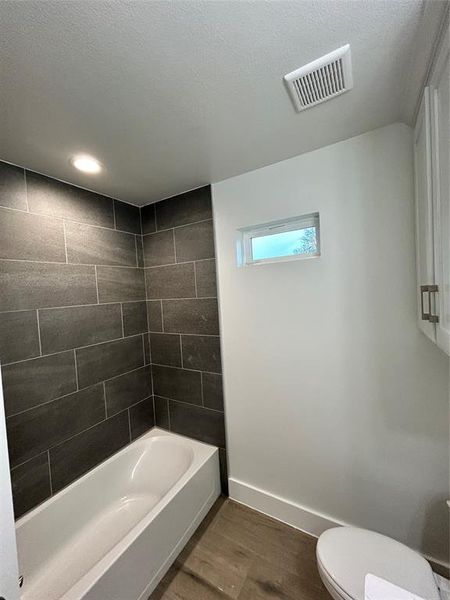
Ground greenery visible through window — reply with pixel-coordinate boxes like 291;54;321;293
251;226;317;261
238;213;320;266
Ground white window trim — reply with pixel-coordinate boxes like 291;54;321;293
237;213;320;267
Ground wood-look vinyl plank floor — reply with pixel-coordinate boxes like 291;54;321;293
150;498;331;600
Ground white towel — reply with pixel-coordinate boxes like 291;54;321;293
365;574;427;600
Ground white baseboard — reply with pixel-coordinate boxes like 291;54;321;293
229;478;450;575
229;477;346;538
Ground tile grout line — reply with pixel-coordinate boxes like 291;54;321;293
5;361;148;420
121;395;153;412
152;362;221;376
24;170;30;212
144;330;220;338
0;257;142;268
179;333;184;369
200;371;205;407
153;204;158;232
160;300;165;332
10;449;48;472
47;450;53;495
167;397;171;430
62;220;69;263
0;291;215;314
134;235;139;267
147;217;213;236
11;391;153;474
120;303;125;337
141;334;146;365
156;394;224;414
172;228;177;263
94;265;100;303
144;257;214;270
13;414;111;471
2;333;145;367
149;343;154;400
146;295;217;301
139;207;144;238
0;203;142;235
73;349;79;390
2;331;220;368
141;220;152;418
0;301;123;317
35;309;43;356
103;381;108;418
112;200;117;230
148;296;217;302
193;262;198;297
127;408;132;442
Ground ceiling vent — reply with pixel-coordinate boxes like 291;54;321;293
284;44;353;112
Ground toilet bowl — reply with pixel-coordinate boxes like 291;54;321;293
316;527;441;600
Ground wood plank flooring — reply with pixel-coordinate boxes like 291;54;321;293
150;498;332;600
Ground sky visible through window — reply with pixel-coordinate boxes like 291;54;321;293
251;226;317;261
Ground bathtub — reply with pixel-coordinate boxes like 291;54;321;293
15;428;221;600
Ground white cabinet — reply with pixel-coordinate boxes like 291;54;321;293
414;28;449;356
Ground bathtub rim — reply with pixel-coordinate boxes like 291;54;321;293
16;427;220;600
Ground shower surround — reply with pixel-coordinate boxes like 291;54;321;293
142;186;227;491
0;160;226;518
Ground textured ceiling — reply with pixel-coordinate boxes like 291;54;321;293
0;0;446;205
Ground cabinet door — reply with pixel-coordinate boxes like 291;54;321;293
431;32;450;355
414;88;436;342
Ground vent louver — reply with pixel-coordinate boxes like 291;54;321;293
284;45;353;112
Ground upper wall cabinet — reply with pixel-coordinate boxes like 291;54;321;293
414;27;449;356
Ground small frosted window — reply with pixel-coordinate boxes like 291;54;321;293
237;213;320;266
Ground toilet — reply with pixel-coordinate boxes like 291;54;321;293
316;527;441;600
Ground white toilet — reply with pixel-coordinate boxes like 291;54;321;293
316;527;442;600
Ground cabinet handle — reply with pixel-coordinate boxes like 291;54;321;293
428;285;439;323
420;285;430;320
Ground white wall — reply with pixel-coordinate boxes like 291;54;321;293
212;123;449;564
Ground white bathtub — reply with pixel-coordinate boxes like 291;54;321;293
15;428;221;600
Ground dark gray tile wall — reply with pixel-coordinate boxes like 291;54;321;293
1;162;228;518
26;171;114;227
38;304;123;354
0;262;98;311
10;453;51;518
104;366;152;416
145;263;196;299
0;162;27;210
65;221;138;266
162;298;220;334
96;265;145;302
0;161;154;518
144;186;227;486
75;335;144;388
49;411;130;493
122;301;148;336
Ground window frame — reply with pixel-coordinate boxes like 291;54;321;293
237;213;320;266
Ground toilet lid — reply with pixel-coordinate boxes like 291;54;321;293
316;527;440;600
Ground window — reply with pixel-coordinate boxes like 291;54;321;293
237;213;320;266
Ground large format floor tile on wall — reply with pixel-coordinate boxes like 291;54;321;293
0;161;153;518
1;162;228;518
143;186;227;490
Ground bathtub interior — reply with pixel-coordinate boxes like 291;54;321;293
16;431;197;600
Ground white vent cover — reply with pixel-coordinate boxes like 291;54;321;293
284;44;353;112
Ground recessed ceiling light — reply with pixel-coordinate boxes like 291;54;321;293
70;154;102;174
